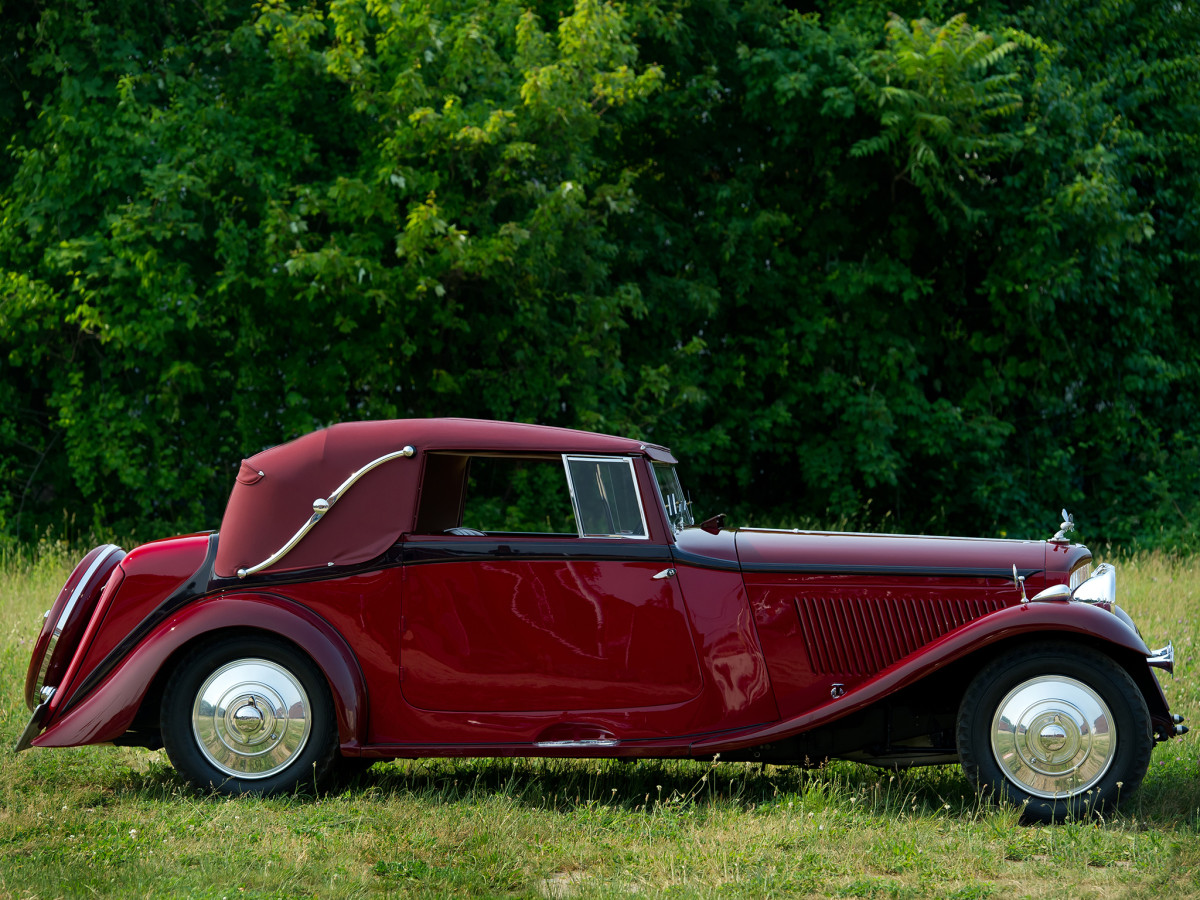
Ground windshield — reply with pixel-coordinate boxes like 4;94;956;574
652;463;694;534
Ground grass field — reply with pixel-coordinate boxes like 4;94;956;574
0;541;1197;899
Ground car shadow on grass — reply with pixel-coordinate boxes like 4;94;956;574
330;755;984;819
99;751;980;817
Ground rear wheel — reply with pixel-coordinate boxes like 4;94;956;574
161;636;338;795
957;642;1152;822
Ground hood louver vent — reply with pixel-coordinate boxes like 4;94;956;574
797;594;1007;676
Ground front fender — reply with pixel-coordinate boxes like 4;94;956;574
692;600;1155;754
31;593;369;751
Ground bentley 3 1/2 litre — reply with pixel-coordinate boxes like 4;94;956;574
18;418;1184;820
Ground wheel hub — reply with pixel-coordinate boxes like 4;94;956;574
990;675;1115;799
1035;719;1069;756
229;697;269;740
192;659;312;779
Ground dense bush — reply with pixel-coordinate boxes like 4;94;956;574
1;0;1197;545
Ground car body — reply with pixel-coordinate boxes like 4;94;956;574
17;418;1185;820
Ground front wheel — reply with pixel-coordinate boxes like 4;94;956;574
957;642;1152;822
161;636;338;795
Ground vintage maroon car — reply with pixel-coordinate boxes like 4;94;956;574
17;418;1184;819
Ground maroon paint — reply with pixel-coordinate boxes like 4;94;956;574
24;545;126;710
672;525;740;565
62;534;211;707
691;598;1154;754
734;528;1055;583
215;418;671;578
276;546;776;746
668;560;778;728
401;554;703;712
33;594;368;749
744;573;1025;718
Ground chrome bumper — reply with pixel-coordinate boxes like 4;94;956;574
1147;642;1174;674
13;686;53;753
1146;643;1188;739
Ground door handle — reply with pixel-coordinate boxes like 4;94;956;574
652;568;676;580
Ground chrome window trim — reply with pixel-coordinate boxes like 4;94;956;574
236;445;415;578
561;455;650;540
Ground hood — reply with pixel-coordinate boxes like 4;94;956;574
734;528;1052;585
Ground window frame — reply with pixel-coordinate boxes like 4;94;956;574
651;462;693;534
561;455;651;540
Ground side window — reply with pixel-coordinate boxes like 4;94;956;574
563;457;648;539
415;453;649;538
652;463;694;534
460;456;576;534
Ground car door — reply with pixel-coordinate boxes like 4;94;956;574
400;454;705;713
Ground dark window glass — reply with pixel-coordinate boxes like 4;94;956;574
565;457;647;538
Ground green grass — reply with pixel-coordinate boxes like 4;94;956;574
1;543;1198;898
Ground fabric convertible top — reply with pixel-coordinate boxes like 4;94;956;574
213;418;675;578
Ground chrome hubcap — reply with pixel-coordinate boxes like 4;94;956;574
990;675;1115;799
192;659;312;779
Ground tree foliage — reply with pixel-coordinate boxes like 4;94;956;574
1;0;1197;545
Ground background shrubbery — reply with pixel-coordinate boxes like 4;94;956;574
2;0;1198;546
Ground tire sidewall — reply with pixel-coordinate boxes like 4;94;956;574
958;643;1151;821
162;635;338;795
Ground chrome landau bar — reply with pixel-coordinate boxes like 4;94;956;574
236;445;416;579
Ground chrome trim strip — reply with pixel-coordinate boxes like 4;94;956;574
34;544;124;705
55;545;123;634
533;739;621;748
236;446;415;578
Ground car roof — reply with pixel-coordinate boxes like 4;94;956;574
213;418;673;578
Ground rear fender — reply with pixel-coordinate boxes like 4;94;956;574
31;593;368;751
691;600;1155;754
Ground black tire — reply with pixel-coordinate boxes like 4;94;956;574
957;642;1152;822
161;635;339;796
